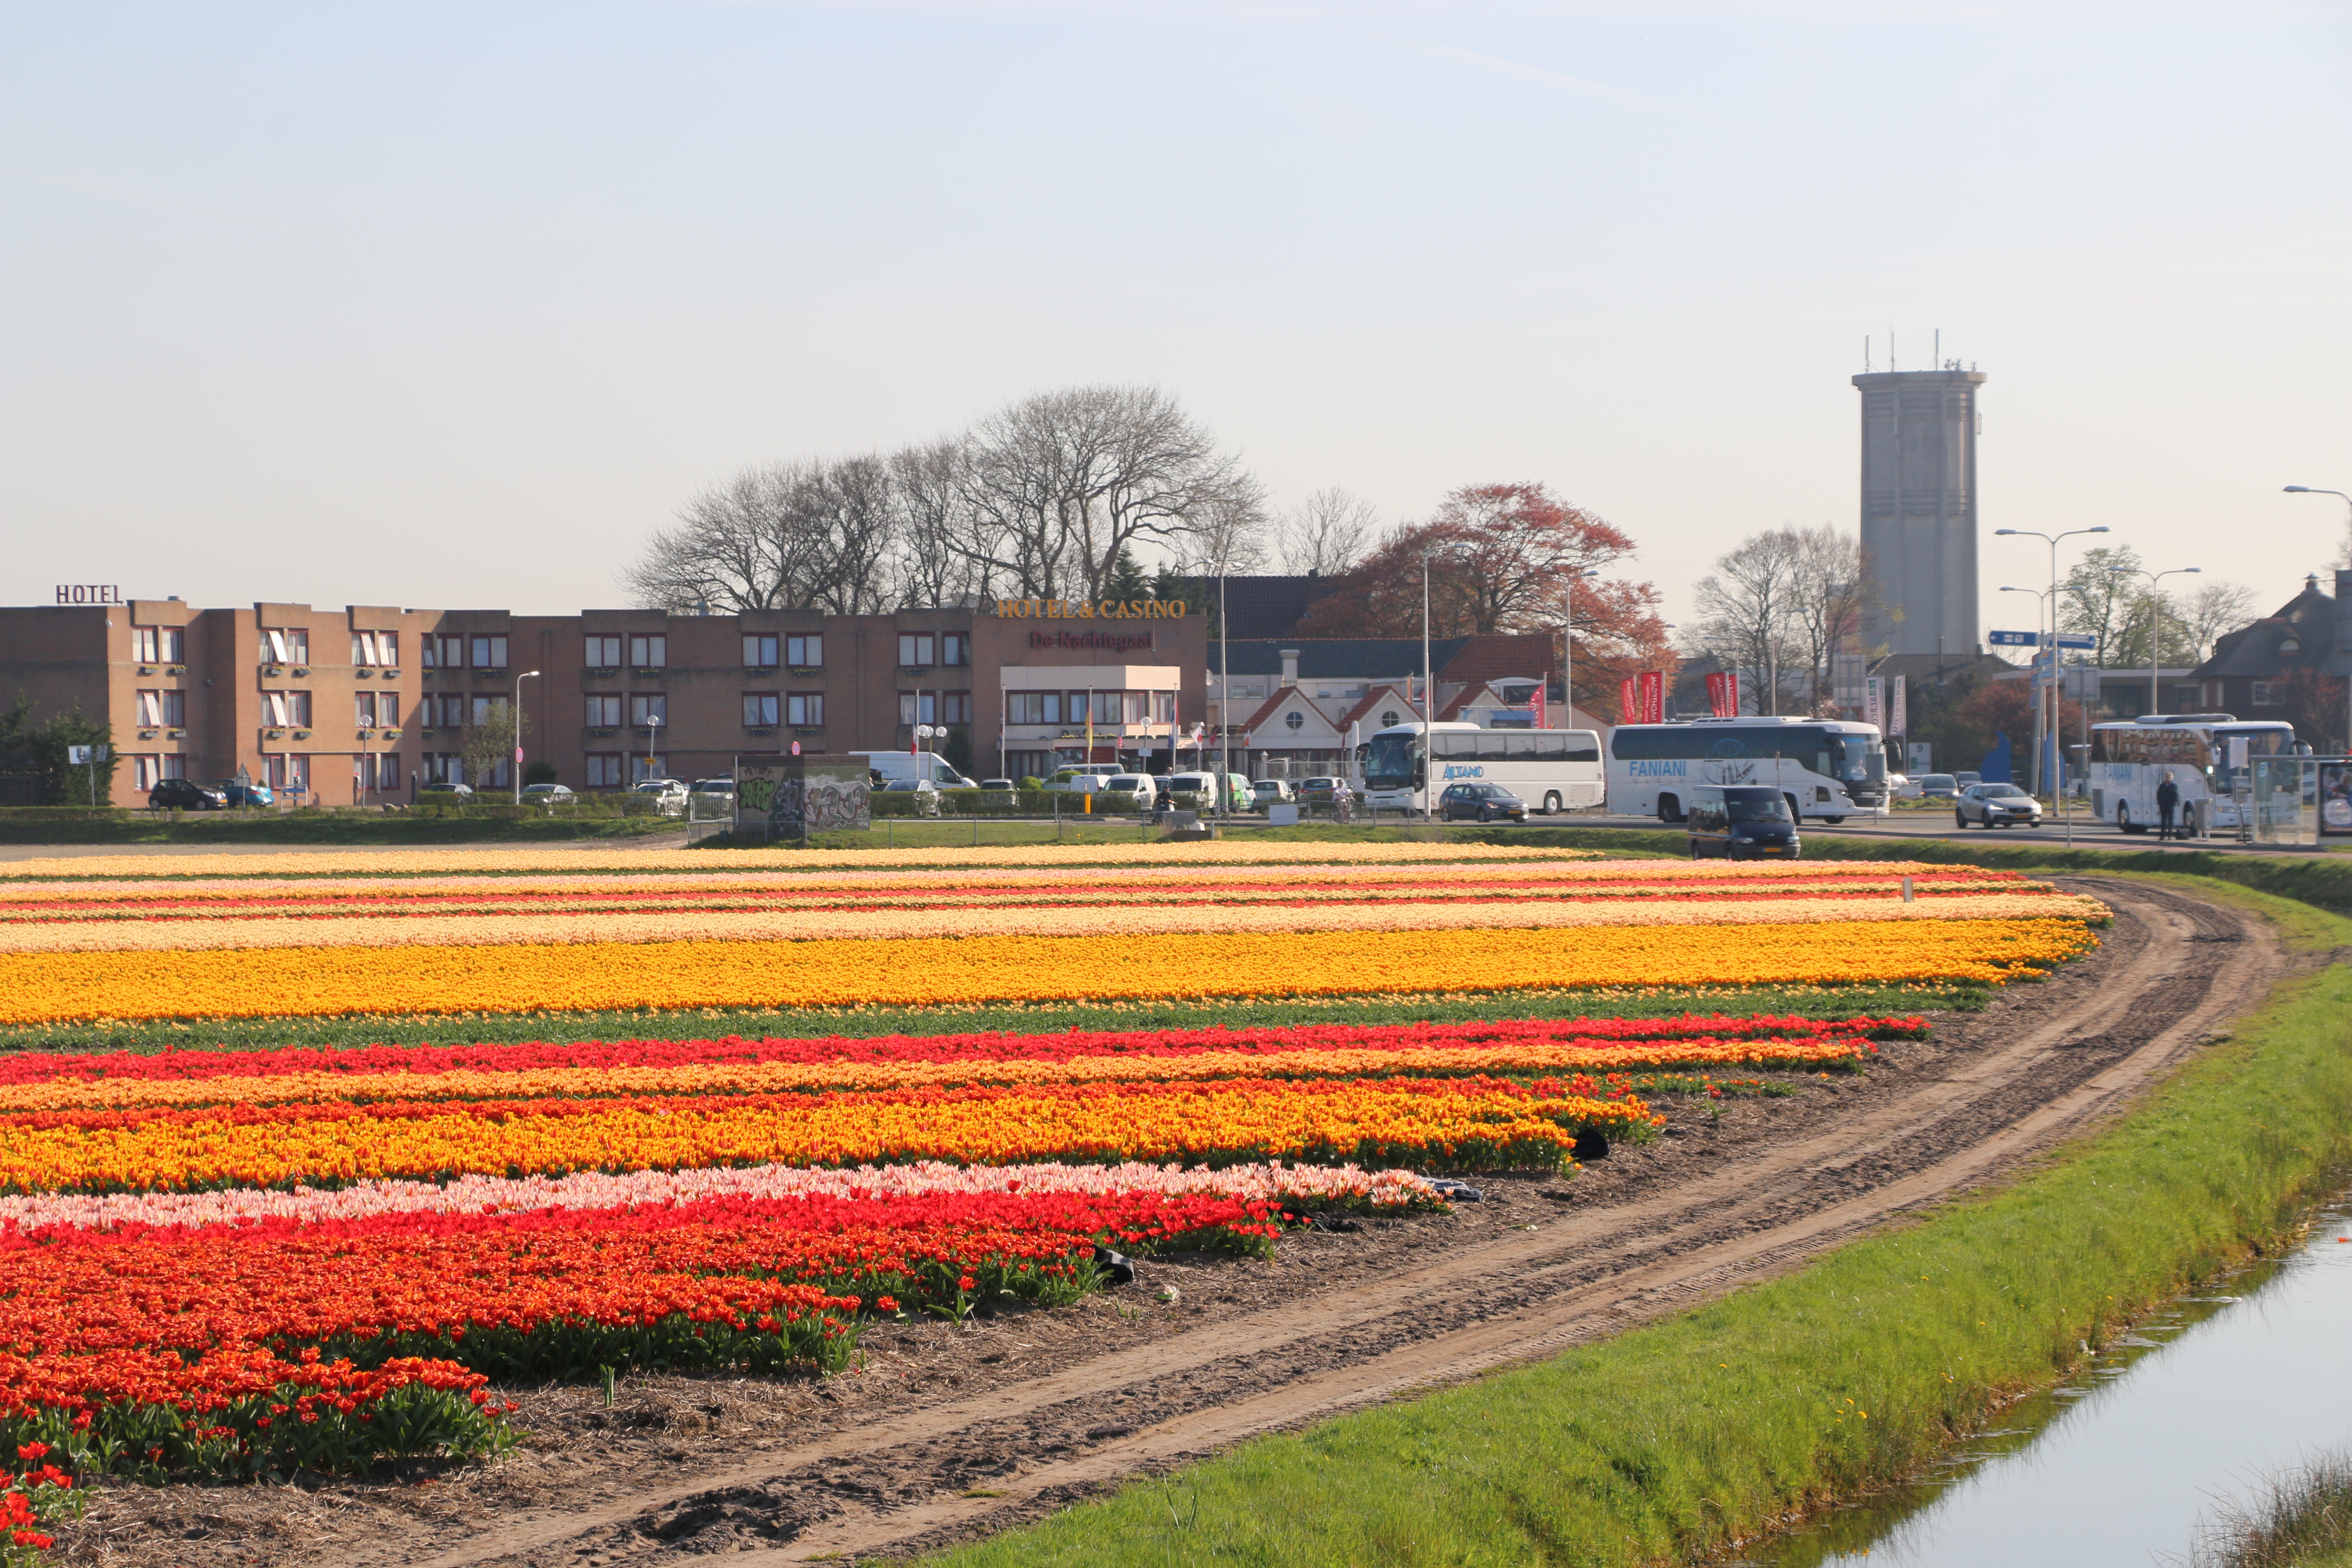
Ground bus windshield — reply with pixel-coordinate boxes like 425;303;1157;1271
1833;734;1884;784
1363;733;1419;790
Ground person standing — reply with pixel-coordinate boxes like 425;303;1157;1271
2156;770;2180;841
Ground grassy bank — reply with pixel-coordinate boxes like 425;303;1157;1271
926;885;2352;1568
0;980;1978;1055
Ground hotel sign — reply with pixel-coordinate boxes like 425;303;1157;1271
1030;629;1153;652
994;598;1186;620
55;585;124;605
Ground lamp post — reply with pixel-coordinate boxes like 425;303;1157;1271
641;713;664;787
2284;487;2352;750
1561;566;1593;732
510;670;540;803
1993;527;2109;798
2107;565;2202;720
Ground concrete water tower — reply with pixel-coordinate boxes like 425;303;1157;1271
1853;366;1986;658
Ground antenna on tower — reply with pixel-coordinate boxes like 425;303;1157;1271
1864;335;1871;373
1890;330;1896;372
1934;328;1941;368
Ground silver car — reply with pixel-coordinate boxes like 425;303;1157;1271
1956;783;2042;828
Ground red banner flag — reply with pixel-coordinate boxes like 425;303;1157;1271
1704;670;1740;719
1529;682;1546;729
1640;671;1664;725
1620;677;1640;725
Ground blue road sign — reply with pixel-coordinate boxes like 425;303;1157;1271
1988;630;2038;646
2054;634;2097;649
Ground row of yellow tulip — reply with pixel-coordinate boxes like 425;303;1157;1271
0;919;2100;1024
0;1077;1660;1192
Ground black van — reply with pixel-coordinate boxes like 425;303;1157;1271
1687;785;1801;860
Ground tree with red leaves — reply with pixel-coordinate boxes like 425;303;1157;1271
1293;482;1674;716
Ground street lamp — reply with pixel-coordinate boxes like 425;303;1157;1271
1993;527;2110;797
510;670;540;803
2000;586;2062;793
1560;566;1594;730
641;713;664;787
2107;565;2201;720
2285;487;2352;751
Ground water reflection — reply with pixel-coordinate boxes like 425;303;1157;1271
1740;1194;2352;1567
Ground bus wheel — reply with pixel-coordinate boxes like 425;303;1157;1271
1658;795;1683;824
1820;816;1846;825
1543;791;1562;815
2117;803;2144;834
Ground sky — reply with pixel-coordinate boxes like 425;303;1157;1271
3;0;2348;640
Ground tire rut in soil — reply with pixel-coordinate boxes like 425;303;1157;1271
66;882;2298;1568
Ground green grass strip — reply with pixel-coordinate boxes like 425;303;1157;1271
0;982;1979;1056
924;887;2352;1568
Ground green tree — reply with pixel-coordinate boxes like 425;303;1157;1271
0;695;120;805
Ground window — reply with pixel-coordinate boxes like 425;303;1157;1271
898;634;935;667
1381;710;1401;728
787;693;824;726
376;693;398;728
628;634;666;669
630;694;668;727
352;632;379;666
375;631;398;668
424;634;464;669
269;754;311;793
2251;681;2285;707
470;635;508;671
133;756;161;790
287;691;312;728
357;693;378;727
943;634;971;667
1154;691;1175;723
263;628;309;665
900;692;937;726
585;754;626;788
426;693;465;728
263;691;291;727
133;628;160;664
137;690;162;727
427;753;464;783
743;693;780;726
1285;710;1305;730
160;628;184;663
1123;691;1149;724
941;692;973;725
471;694;508;726
787;634;823;668
1067;691;1091;724
161;691;185;727
1009;692;1060;725
585;694;622;727
631;754;669;782
160;755;185;781
743;635;779;668
585;635;623;668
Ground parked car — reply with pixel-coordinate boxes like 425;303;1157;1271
689;778;736;811
1044;771;1115;796
1952;771;1983;790
1914;773;1959;800
881;778;943;817
216;781;276;808
1250;780;1295;810
1102;774;1159;805
1686;784;1800;860
147;778;228;811
1298;776;1359;806
1883;772;1910;799
419;780;473;800
1956;782;2043;828
628;778;688;815
1438;781;1528;823
520;783;576;807
977;778;1017;793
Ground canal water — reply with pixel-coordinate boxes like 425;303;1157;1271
1738;1191;2352;1566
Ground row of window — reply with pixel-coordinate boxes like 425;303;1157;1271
130;628;187;664
1005;691;1177;726
138;628;984;674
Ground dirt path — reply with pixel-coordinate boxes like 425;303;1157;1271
57;880;2294;1568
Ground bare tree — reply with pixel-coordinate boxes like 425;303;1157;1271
890;439;994;608
958;385;1263;599
2177;579;2260;662
1278;488;1378;576
1690;530;1808;715
1779;525;1873;711
624;457;905;614
460;700;520;792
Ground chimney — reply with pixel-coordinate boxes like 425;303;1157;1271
1280;649;1300;689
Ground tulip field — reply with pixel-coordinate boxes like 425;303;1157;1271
0;842;2107;1525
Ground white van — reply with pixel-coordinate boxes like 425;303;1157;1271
852;752;974;790
1102;773;1160;805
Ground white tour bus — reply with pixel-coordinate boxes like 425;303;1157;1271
1360;721;1605;816
2088;714;2295;836
1607;717;1888;824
